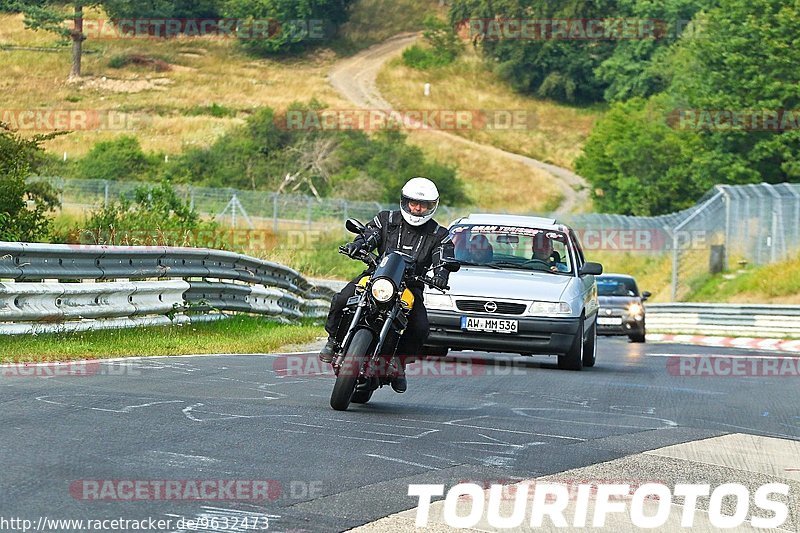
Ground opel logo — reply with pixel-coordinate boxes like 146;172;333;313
484;301;498;313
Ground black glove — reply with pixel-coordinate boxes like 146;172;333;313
430;276;449;291
340;241;364;257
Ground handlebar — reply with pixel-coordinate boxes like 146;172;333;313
338;246;377;268
338;247;451;291
412;275;450;292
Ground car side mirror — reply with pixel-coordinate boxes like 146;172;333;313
345;218;366;235
579;262;603;276
642;291;651;301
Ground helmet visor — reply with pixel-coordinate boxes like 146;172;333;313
401;195;439;218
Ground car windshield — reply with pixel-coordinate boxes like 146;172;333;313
450;224;573;275
597;277;639;297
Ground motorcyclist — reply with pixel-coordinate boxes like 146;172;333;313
319;177;455;393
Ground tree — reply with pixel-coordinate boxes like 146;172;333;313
575;0;800;214
0;124;61;242
575;95;712;215
103;0;222;19
665;0;800;184
19;1;101;78
18;1;222;78
595;0;719;102
452;0;622;103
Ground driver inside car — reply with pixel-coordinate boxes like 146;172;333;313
532;233;567;272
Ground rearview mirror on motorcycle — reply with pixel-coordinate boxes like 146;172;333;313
441;259;461;273
345;218;366;235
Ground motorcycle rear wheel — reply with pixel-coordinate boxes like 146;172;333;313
330;329;372;411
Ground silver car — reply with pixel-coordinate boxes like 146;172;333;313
423;214;603;370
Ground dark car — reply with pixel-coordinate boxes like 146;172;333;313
596;274;650;343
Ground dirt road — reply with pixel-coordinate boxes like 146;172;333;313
329;34;590;215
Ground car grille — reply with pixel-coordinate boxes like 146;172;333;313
456;300;527;315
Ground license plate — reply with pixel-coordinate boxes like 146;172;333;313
461;316;518;334
598;317;622;325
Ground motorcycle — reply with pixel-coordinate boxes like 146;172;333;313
329;218;460;411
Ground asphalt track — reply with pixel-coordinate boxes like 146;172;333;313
1;337;798;532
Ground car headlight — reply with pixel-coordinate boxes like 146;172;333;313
425;293;453;310
370;278;395;303
627;302;644;320
529;301;572;315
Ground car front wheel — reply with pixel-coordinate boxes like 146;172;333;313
583;317;597;367
558;315;584;371
629;323;646;343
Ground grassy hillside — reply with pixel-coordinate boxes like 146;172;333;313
0;7;563;214
0;11;350;158
686;257;800;304
377;46;604;170
0;2;443;159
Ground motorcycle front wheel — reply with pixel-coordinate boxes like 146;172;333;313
330;328;373;411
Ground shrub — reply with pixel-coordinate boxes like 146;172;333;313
0;124;61;242
79;181;219;246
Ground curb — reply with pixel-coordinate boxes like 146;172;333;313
648;333;800;353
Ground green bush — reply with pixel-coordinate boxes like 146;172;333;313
402;44;451;70
79;181;219;246
402;15;462;70
183;103;237;118
0;124;61;242
75;136;162;182
165;102;470;205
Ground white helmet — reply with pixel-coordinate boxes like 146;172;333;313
400;177;440;226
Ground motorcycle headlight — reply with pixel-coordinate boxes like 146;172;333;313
371;278;395;303
529;301;572;315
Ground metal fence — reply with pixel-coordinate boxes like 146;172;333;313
0;242;335;335
34;177;461;232
30;178;800;301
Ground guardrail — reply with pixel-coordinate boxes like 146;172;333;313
0;242;337;335
646;303;800;338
